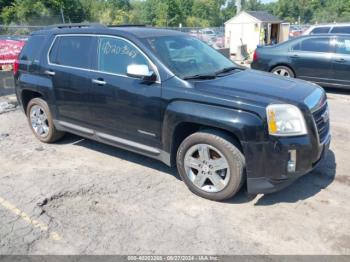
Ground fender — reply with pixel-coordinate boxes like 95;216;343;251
162;100;265;153
17;73;55;113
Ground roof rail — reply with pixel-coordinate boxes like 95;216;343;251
108;24;147;28
45;23;106;30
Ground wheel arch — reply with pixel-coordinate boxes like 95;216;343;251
169;122;244;167
20;89;45;115
162;101;264;167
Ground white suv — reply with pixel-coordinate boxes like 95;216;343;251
303;23;350;35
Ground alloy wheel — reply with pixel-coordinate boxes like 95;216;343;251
184;144;230;193
273;68;291;77
30;105;50;137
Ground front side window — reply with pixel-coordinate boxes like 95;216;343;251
300;38;331;53
144;36;235;79
55;36;93;69
335;37;350;55
97;37;149;75
310;27;330;34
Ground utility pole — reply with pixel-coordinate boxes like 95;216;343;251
237;0;242;14
60;7;66;24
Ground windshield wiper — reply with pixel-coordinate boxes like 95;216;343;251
183;74;216;80
215;66;240;76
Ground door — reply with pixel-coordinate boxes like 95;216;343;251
89;36;162;148
289;37;334;83
331;36;350;88
47;35;95;126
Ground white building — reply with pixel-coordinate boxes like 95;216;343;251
225;11;290;59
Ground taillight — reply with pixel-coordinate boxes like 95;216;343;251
13;58;19;75
253;50;259;62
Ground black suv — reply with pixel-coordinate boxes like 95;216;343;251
14;24;331;201
251;34;350;89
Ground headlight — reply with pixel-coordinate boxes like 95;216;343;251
266;104;307;136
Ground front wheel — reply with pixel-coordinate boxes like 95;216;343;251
177;130;245;201
271;66;295;78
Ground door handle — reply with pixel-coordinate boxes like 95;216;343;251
290;54;299;58
44;70;56;76
92;79;107;86
335;58;346;63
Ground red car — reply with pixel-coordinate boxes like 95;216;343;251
0;36;27;71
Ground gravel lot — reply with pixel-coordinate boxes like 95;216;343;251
0;87;349;255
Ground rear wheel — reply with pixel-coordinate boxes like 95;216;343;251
271;66;295;78
27;98;65;143
177;130;245;201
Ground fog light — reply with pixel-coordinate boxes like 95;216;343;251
287;150;297;173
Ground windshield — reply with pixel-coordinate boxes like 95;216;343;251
144;35;236;79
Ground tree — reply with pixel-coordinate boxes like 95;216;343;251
221;0;236;22
177;0;193;18
1;0;88;24
192;0;226;26
243;0;264;11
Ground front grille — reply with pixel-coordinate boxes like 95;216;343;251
312;103;330;144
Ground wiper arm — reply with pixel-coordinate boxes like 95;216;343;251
215;66;240;75
183;74;216;80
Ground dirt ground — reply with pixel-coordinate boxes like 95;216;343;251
0;87;349;255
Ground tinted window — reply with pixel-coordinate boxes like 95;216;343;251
299;38;331;53
331;26;350;34
55;36;93;69
49;37;60;63
97;37;149;75
145;36;234;79
310;27;331;34
335;37;350;55
20;35;46;61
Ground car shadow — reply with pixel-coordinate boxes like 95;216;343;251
324;87;350;95
57;134;336;204
57;133;181;181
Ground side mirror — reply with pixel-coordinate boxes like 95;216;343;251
127;64;157;82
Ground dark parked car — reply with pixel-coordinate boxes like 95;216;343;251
303;24;350;35
251;34;350;89
15;24;330;201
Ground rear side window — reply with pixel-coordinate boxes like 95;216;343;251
335;37;350;55
52;36;93;69
310;27;330;34
295;38;331;53
20;35;46;62
331;26;350;34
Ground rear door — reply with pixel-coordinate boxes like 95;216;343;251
46;35;95;127
289;37;334;83
331;36;350;88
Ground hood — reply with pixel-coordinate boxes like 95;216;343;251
193;69;320;107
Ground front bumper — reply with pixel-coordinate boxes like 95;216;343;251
243;134;331;194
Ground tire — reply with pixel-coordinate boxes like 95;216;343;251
271;66;295;78
177;130;245;201
26;98;65;143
